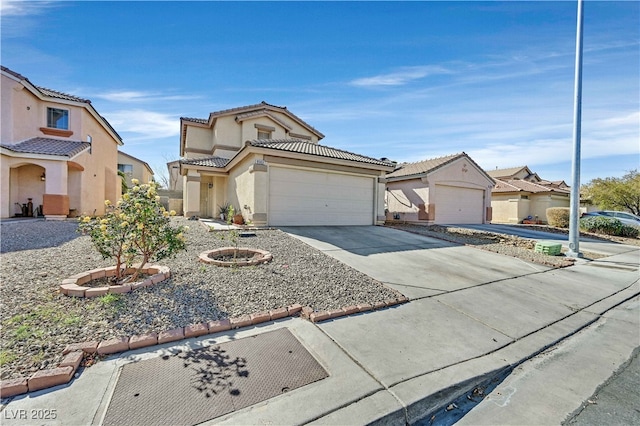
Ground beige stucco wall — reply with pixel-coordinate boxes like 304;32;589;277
212;116;243;151
1;78;39;143
530;194;570;222
491;195;527;223
226;154;261;223
491;193;569;224
185;126;214;157
385;178;429;222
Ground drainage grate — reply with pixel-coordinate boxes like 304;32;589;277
102;328;328;426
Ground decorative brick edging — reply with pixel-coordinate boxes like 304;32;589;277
59;264;171;298
198;247;273;267
0;297;409;398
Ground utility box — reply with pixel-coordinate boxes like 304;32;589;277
535;241;563;256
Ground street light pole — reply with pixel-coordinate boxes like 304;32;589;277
568;0;584;258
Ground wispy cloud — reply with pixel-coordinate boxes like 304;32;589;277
102;109;181;141
0;1;55;17
93;90;201;103
349;65;452;87
1;1;61;38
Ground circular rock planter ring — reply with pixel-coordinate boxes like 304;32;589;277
199;247;272;267
59;265;171;298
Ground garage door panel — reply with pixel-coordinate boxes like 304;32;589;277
269;167;374;226
435;185;483;224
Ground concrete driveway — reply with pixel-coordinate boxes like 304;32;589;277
451;223;638;256
281;226;550;299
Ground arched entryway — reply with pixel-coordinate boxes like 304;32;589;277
9;163;46;217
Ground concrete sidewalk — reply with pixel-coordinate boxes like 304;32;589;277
2;231;638;425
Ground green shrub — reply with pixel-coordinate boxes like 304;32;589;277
546;207;571;228
579;216;639;238
79;179;187;282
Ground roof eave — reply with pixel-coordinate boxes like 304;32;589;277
0;147;75;162
226;144;394;173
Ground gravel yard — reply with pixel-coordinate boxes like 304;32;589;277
1;218;635;382
0;218;401;381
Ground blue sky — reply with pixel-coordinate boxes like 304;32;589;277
2;1;638;185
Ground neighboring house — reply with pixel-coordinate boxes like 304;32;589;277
179;102;395;226
117;151;154;187
487;166;571;224
166;159;183;192
385;152;495;224
1;66;123;219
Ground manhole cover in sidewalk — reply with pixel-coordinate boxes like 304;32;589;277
102;328;328;426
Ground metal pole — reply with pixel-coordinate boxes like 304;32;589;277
568;0;584;258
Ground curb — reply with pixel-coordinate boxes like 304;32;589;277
0;297;409;398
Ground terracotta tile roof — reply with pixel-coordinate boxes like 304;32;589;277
35;86;91;104
2;65;91;104
180;156;230;168
247;139;395;167
493;178;570;194
1;138;91;158
181;117;208;124
1;65;27;80
386;153;463;178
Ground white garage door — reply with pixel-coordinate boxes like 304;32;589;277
434;185;484;224
268;166;374;226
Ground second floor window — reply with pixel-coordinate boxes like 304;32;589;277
257;130;272;139
118;164;133;174
47;108;69;129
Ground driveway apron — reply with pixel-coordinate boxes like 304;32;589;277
282;226;550;299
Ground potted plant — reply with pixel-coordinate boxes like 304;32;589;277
218;201;231;221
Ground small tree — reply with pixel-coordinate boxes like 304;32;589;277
581;170;640;215
79;179;187;283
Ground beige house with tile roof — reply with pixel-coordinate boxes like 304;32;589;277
1;66;123;219
487;166;571;224
117;151;154;187
385;153;495;224
179;102;395;225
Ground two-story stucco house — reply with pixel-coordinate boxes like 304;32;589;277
179;102;395;226
1;66;123;219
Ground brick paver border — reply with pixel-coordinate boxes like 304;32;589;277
59;264;171;298
0;297;408;398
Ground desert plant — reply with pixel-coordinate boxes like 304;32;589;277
546;207;571;228
218;201;232;220
79;179;187;283
580;216;639;238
